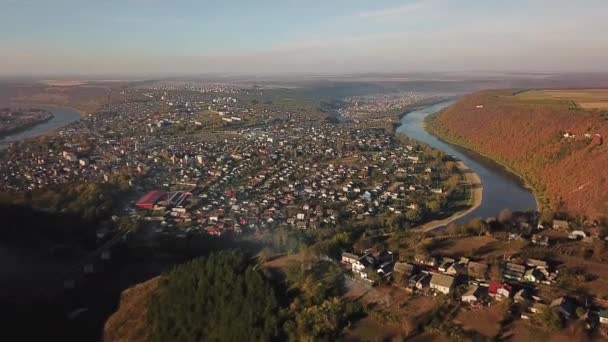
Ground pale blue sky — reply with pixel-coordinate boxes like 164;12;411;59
1;0;607;76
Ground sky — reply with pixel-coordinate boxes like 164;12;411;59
1;0;608;76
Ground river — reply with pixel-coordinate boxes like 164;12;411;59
0;106;81;150
398;100;536;222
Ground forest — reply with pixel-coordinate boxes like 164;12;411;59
427;90;608;221
146;250;364;342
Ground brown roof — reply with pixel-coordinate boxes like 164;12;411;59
430;273;455;288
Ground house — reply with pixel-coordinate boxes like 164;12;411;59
514;289;531;303
410;272;432;290
503;262;527;281
568;230;587;240
525;259;548;269
377;262;395;278
430;273;455;294
551;297;577;320
446;262;467;276
531;234;549;246
438;257;455;272
393;262;418;285
523;268;546;283
374;250;394;264
341;252;359;265
462;285;486;303
415;254;438;267
552;220;569;231
599;309;608;324
352;254;376;275
488;281;512;299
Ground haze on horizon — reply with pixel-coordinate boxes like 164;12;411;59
1;0;608;77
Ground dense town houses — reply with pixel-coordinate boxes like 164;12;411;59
1;86;458;238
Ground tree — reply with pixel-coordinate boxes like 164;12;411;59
291;297;345;341
405;207;422;223
498;209;513;224
540;210;555;225
537;307;561;332
575;306;586;319
427;200;442;214
147;251;280;342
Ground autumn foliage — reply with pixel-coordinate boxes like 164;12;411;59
428;90;608;220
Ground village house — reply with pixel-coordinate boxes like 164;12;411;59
488;281;512;300
568;230;588;241
341;252;359;265
599;309;608;324
446;262;468;276
503;262;527;281
523;268;546;283
415;254;438;267
531;234;550;246
461;285;487;303
438;257;455;272
552;219;569;231
430;273;455;294
410;272;432;290
551;297;577;320
351;254;377;278
393;262;418;286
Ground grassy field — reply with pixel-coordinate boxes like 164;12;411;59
515;89;608;109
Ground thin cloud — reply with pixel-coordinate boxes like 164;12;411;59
356;0;434;19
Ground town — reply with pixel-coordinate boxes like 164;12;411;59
0;85;463;242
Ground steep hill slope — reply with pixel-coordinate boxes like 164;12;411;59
427;90;608;220
103;277;160;342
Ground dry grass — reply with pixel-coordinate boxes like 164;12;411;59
263;252;306;269
344;317;408;341
578;101;608;109
344;282;441;340
509;319;592;342
455;301;507;338
432;236;497;256
103;276;161;342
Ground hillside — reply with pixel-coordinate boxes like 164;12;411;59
103;277;160;342
427;89;608;220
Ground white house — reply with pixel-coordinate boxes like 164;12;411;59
341;252;359;265
461;286;481;303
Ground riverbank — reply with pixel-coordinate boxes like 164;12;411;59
394;99;483;231
0;105;82;150
0;109;54;139
417;160;483;232
397;100;536;223
423;114;543;213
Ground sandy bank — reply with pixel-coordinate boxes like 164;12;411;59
416;160;483;232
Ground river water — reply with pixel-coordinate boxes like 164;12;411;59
397;100;537;222
0;106;81;150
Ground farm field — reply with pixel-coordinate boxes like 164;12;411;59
515;89;608;109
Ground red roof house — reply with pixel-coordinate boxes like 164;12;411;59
136;191;167;210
